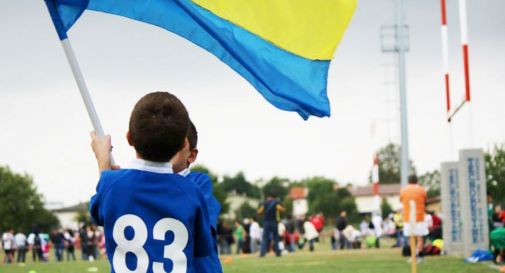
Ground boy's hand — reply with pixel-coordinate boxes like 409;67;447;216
90;131;119;173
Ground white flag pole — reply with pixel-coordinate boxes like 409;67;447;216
60;38;115;165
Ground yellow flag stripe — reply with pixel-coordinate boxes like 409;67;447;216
191;0;357;60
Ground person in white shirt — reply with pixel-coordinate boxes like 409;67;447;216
14;230;27;263
249;218;261;254
371;213;383;248
360;216;371;236
27;231;45;262
382;216;397;236
303;219;319;252
2;228;15;264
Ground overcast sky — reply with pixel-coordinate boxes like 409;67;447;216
1;0;504;206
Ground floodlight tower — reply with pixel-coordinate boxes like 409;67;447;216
381;0;410;186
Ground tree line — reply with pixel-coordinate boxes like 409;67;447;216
1;143;504;231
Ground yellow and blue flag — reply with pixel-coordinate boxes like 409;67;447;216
45;0;357;119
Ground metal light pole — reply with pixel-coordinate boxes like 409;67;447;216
396;0;410;186
380;0;410;186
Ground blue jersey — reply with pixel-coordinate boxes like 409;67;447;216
90;160;213;273
186;172;221;230
184;171;222;273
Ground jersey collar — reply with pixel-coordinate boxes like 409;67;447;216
127;158;173;174
178;168;190;177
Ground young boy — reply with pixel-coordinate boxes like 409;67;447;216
171;121;223;273
89;92;213;273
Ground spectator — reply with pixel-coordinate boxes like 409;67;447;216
310;214;323;234
242;218;252;254
429;211;443;240
393;209;405;248
278;221;286;252
234;221;245;254
64;229;76;261
383;214;397;237
50;229;65;262
488;193;495;231
27;231;45;262
400;174;428;263
371;213;383;248
14;229;27;263
493;205;505;229
285;215;297;252
491;227;505;263
303;218;318;252
249;217;261;254
342;225;362;249
2;228;15;264
79;225;89;260
336;211;350;249
360;215;371;235
258;193;285;257
217;220;233;255
86;226;97;261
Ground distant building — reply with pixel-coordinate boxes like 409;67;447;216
51;202;88;230
289;187;308;217
350;184;402;214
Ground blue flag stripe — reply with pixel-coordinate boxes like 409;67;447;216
45;0;333;119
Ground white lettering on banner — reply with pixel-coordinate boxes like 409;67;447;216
467;158;484;244
112;214;189;273
449;169;462;243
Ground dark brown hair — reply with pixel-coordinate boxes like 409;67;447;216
188;120;198;150
129;92;189;162
408;174;418;184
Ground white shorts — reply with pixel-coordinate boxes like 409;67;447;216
403;222;429;237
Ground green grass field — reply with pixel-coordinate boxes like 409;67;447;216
0;248;500;273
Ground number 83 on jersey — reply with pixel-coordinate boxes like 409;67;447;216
112;214;189;273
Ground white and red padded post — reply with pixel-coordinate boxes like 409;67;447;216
458;0;471;103
372;153;380;196
440;0;451;115
443;0;473;123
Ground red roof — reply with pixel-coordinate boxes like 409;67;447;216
289;187;307;200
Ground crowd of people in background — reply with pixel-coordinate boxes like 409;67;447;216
215;199;444;258
1;224;104;264
2;209;445;263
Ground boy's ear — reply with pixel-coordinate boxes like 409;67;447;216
188;148;199;164
126;131;133;146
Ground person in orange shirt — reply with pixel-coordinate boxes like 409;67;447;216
400;174;428;262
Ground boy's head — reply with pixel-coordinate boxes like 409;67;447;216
127;92;189;162
171;120;199;173
408;174;418;184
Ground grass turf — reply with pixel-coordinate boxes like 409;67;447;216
0;248;499;273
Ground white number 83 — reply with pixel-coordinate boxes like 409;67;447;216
112;214;189;273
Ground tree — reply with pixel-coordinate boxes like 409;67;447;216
262;177;289;201
381;198;393;217
376;143;416;184
235;202;257;220
75;202;93;226
221;172;260;198
486;145;505;204
301;177;358;222
0;166;59;231
191;164;229;214
419;170;441;198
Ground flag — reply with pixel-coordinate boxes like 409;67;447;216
45;0;357;119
